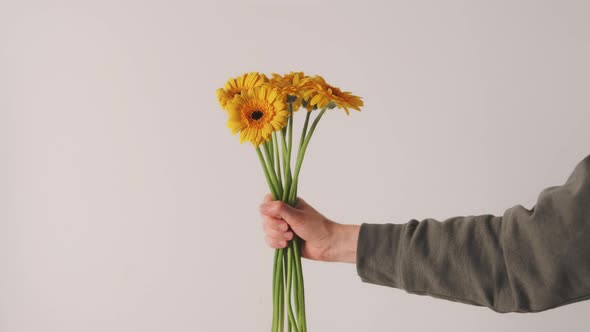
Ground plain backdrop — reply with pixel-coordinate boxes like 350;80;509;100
1;0;589;331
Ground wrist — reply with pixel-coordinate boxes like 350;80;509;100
325;222;360;263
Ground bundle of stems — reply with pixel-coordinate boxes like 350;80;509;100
256;101;327;332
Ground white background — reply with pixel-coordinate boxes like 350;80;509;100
1;0;589;331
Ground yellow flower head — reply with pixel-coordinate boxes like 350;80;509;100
226;85;288;146
216;72;269;110
268;71;310;97
302;76;364;115
267;71;312;112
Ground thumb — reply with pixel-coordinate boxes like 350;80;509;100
259;200;303;227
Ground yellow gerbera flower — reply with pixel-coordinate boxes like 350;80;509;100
226;85;288;146
302;76;364;115
216;72;269;110
267;71;312;111
268;71;310;96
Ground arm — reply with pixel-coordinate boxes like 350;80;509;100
259;154;590;313
357;154;590;313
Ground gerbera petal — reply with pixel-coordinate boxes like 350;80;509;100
245;73;255;86
238;74;247;88
228;112;241;122
228;121;245;134
270;121;282;130
260;128;270;138
261;86;269;100
251;130;260;144
268;89;277;103
239;128;249;143
224;80;233;91
310;94;322;106
250;129;258;143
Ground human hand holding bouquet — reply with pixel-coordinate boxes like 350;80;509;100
216;72;363;331
259;194;361;264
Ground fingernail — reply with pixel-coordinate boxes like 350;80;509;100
283;232;291;239
280;224;288;231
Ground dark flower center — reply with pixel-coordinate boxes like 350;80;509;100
251;110;264;120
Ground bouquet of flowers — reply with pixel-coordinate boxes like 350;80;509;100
216;72;363;331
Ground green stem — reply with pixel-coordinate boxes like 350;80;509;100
263;143;282;199
281;131;291;183
266;140;274;167
281;129;290;170
293;236;306;331
273;132;283;191
287;102;294;159
288;108;327;205
298;111;311;151
281;131;291;180
272;249;279;332
280;129;292;202
282;103;295;202
281;124;288;160
292;244;300;316
279;248;285;332
283;255;298;332
256;147;278;200
285;242;299;332
289;110;310;205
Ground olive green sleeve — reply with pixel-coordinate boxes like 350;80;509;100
356;154;590;313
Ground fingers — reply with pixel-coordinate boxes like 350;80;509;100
259;194;307;249
259;200;303;227
262;216;293;248
265;235;288;249
263;215;289;233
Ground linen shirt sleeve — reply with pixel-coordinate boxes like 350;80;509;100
356;154;590;313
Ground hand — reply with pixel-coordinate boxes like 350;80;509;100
259;194;360;263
